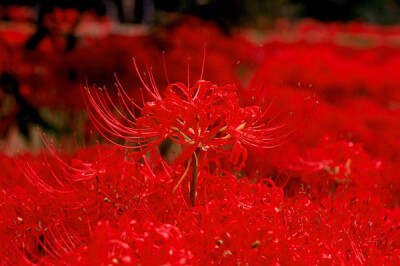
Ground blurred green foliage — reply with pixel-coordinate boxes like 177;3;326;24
156;0;400;28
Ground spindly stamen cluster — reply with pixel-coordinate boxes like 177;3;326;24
83;59;312;205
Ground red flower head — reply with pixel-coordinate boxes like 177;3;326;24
83;58;316;205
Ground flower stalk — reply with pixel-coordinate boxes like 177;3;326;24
190;148;200;206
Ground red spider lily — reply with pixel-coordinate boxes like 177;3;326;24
3;18;400;265
5;145;400;264
7;138;184;264
82;57;314;206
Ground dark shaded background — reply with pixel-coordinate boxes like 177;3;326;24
2;0;400;28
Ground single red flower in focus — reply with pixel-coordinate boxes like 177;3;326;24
83;58;316;206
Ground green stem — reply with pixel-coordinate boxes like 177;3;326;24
190;148;200;206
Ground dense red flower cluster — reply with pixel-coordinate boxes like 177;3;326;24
1;16;400;264
0;5;34;22
1;137;399;264
0;16;253;110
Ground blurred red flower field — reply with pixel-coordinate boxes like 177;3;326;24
1;10;400;265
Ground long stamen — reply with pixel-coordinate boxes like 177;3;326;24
187;57;190;90
172;156;193;193
200;43;206;81
162;51;170;84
